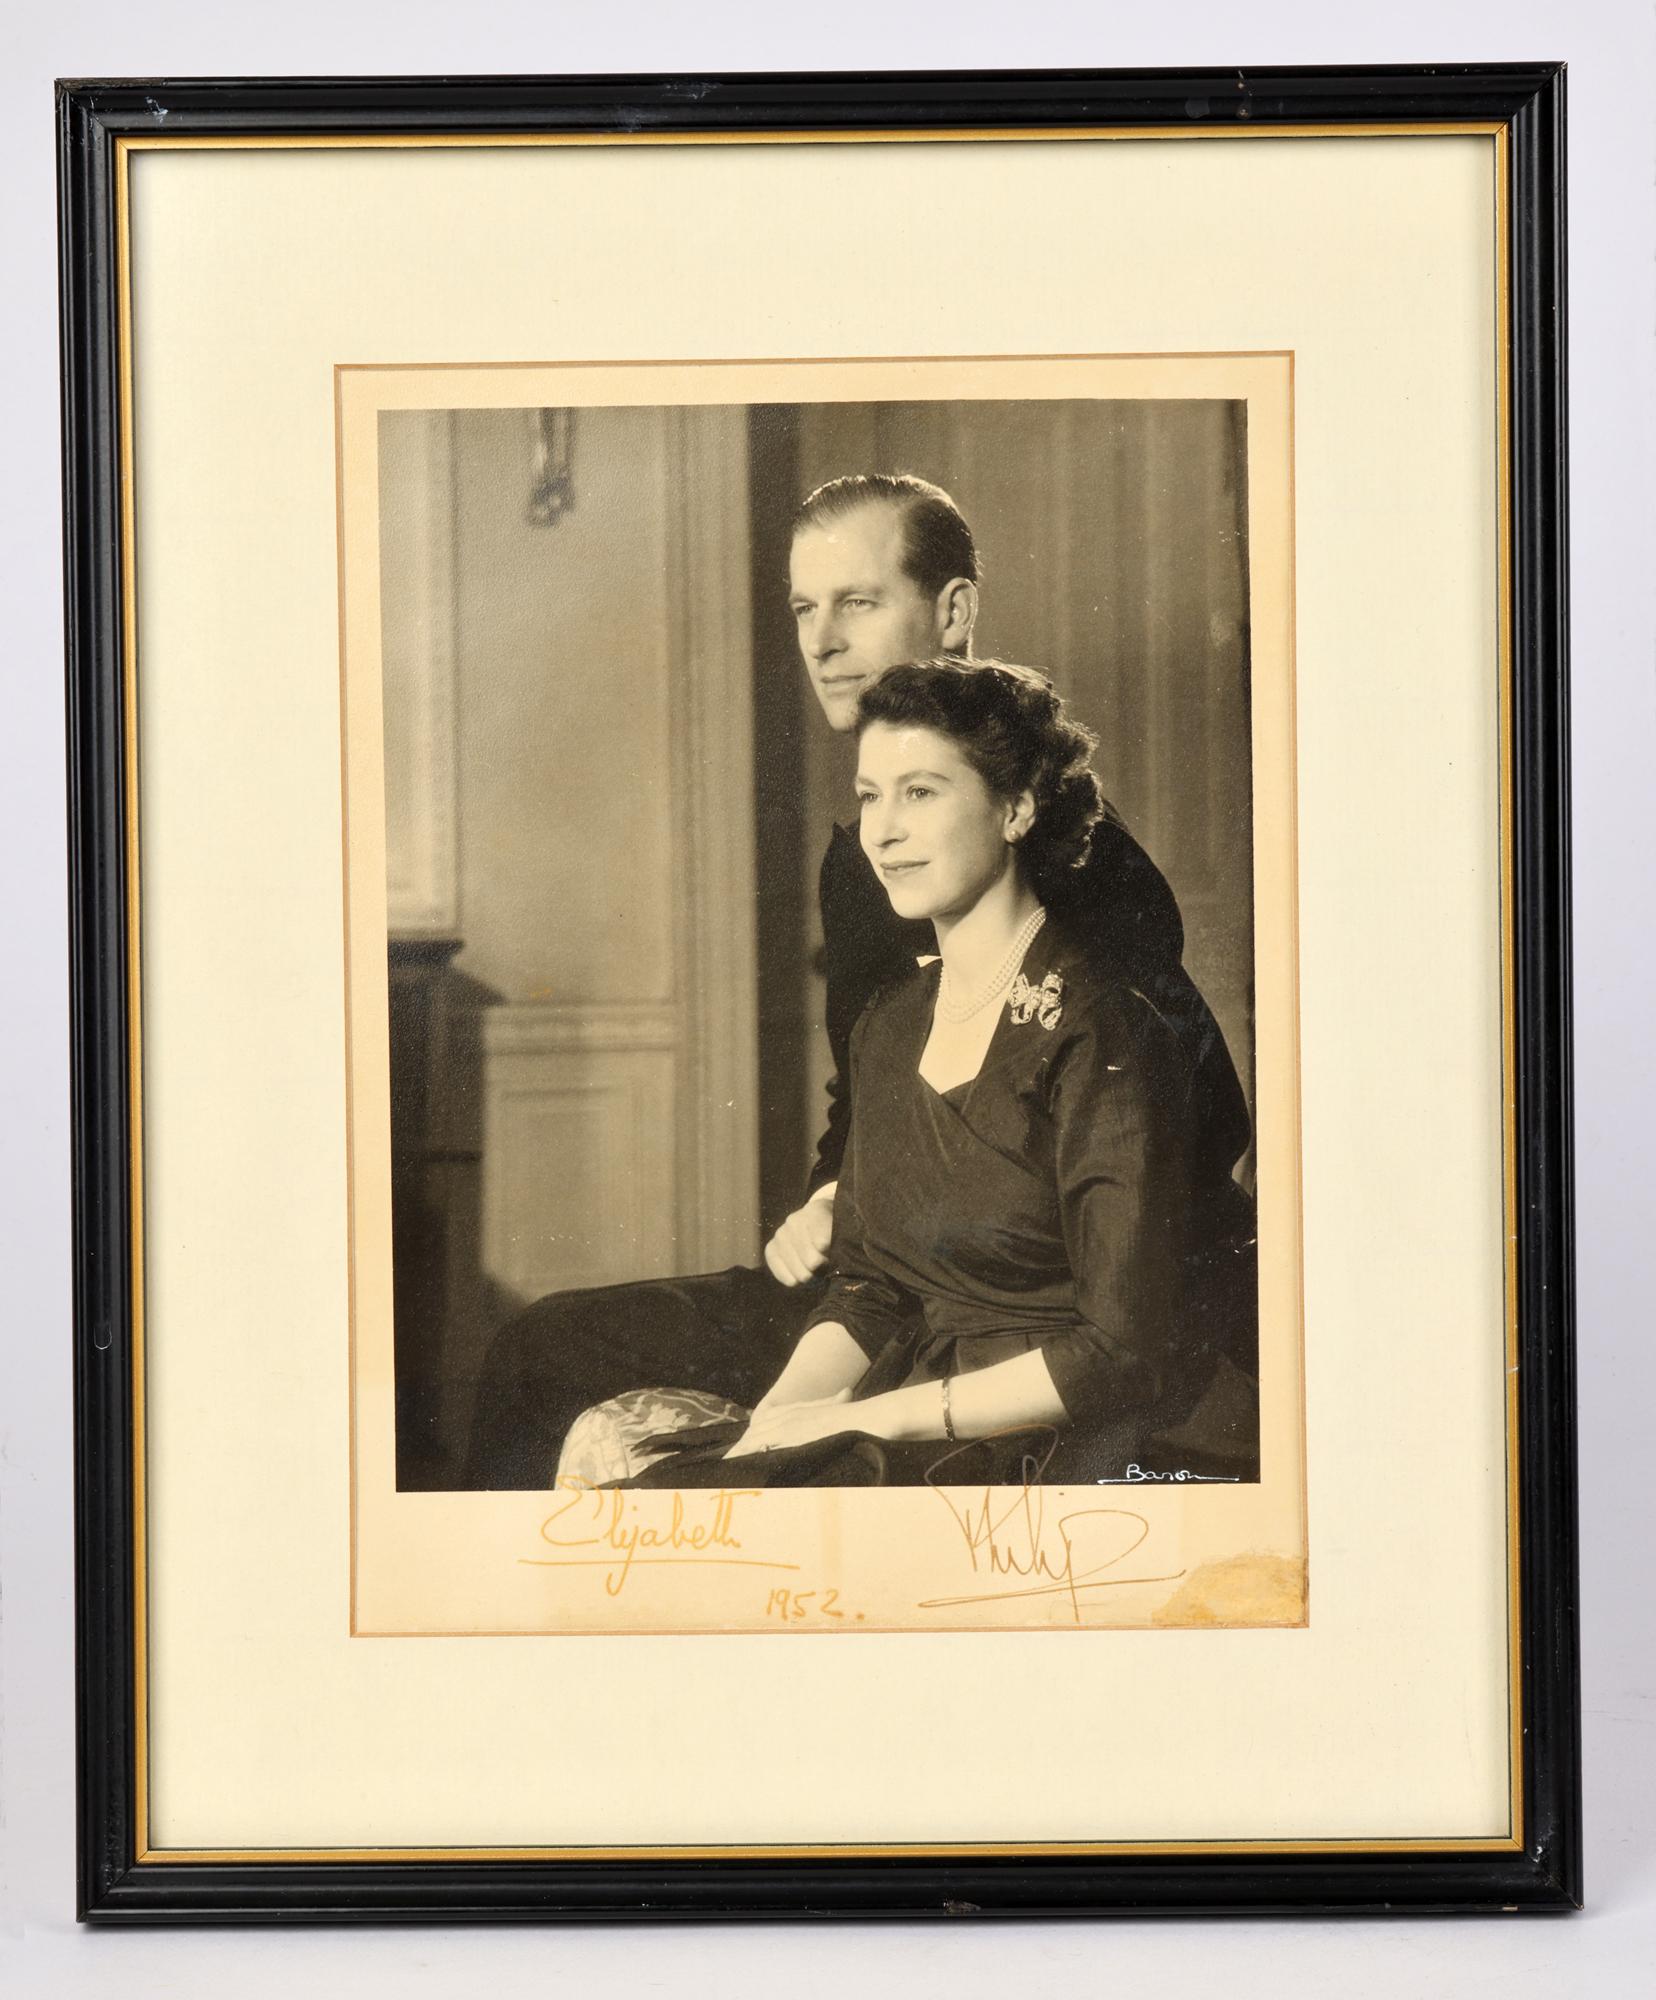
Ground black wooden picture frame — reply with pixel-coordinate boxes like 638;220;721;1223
60;64;1577;1922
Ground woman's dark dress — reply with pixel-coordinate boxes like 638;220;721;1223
631;920;1257;1489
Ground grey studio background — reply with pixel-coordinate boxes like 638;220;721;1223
2;4;1651;1997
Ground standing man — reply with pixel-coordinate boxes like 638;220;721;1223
462;473;1245;1487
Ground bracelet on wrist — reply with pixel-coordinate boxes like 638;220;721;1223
941;1375;957;1442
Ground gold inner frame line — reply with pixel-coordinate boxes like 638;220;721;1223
115;122;1507;153
116;119;1523;1867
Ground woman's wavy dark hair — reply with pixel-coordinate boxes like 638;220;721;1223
856;659;1104;898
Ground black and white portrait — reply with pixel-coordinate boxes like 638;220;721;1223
346;357;1301;1633
376;388;1258;1483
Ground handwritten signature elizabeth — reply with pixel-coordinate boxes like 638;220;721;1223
519;1481;798;1597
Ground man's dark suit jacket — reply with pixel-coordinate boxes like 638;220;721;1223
809;803;1252;1199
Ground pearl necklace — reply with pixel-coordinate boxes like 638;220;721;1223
935;906;1048;1023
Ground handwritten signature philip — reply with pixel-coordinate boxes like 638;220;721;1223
919;1432;1186;1623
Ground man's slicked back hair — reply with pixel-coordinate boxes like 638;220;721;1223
792;472;980;600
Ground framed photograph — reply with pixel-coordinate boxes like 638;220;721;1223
62;66;1578;1919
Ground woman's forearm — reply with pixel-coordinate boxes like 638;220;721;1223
729;1342;1073;1461
861;1348;1069;1444
756;1319;870;1409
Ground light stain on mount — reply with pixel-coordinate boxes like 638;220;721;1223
1151;1552;1307;1628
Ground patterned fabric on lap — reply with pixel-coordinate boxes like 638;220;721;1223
556;1386;750;1487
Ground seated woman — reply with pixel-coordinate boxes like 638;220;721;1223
616;657;1258;1489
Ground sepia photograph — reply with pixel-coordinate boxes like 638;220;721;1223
341;354;1302;1634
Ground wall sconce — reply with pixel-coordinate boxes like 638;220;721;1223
527;408;575;525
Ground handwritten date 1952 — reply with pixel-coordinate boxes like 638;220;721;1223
765;1586;860;1623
